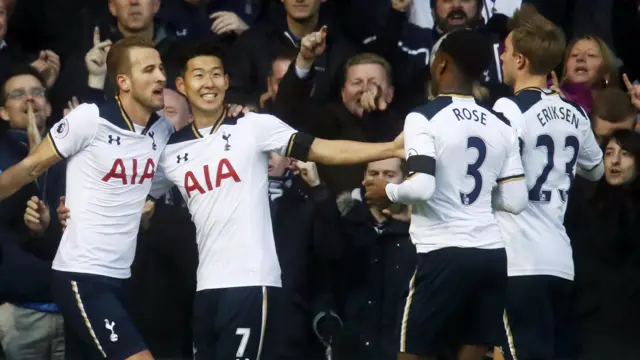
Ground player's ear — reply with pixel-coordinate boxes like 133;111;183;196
175;77;187;96
0;107;9;122
117;74;131;93
223;74;230;91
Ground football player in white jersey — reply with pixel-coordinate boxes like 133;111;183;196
492;6;604;360
364;29;528;360
0;37;174;360
146;41;404;360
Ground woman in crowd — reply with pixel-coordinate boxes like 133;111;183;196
566;129;640;360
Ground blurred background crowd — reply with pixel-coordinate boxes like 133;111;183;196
1;0;639;359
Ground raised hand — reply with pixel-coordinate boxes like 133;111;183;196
297;26;327;69
363;177;392;208
549;71;565;99
623;73;640;111
57;196;70;232
358;83;388;116
210;11;249;36
391;0;413;12
26;102;43;151
24;196;51;236
31;50;61;88
86;27;112;89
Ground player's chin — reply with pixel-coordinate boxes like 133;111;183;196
148;97;165;112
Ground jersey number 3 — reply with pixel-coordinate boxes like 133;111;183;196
529;134;579;202
460;136;486;205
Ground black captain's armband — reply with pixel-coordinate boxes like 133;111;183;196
286;132;315;162
407;155;436;176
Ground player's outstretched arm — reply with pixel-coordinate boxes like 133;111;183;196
0;137;61;201
307;133;405;165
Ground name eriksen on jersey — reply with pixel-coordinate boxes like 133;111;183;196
536;106;579;129
452;107;487;125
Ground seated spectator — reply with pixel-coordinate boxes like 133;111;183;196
566;129;640;360
275;29;403;194
591;87;637;145
558;35;618;113
331;158;414;360
0;65;66;360
227;0;354;106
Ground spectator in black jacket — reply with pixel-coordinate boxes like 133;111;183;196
268;153;343;360
0;65;65;360
332;158;415;360
275;28;403;194
227;0;354;106
566;129;640;360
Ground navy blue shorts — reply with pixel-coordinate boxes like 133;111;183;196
502;275;574;360
399;247;507;357
193;286;279;360
51;270;146;360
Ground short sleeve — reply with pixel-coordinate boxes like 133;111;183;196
48;103;99;159
493;98;525;141
577;111;603;170
404;112;437;176
149;164;175;200
249;113;315;160
497;130;525;183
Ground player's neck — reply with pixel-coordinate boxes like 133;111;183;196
513;74;548;94
437;84;473;97
118;23;154;42
120;95;153;127
192;106;225;129
286;14;319;38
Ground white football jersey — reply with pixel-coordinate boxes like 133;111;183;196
150;112;313;291
493;88;602;280
49;99;174;279
406;95;524;254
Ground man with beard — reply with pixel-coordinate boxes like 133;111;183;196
371;0;508;106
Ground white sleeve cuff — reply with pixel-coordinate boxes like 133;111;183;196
295;66;311;79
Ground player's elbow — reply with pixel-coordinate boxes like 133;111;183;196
503;181;529;214
576;161;604;182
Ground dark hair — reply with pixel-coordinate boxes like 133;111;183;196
437;29;492;82
591;129;640;205
268;47;298;76
606;129;640;164
177;40;228;76
106;36;157;94
0;64;47;105
592;88;637;124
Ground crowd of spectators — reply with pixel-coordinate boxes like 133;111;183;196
1;0;639;359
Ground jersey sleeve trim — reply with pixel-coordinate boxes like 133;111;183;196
407;155;435;176
286;132;315;161
47;133;65;160
497;174;525;184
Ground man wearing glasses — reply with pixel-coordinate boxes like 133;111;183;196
0;64;66;360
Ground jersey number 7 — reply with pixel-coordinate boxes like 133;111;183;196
529;134;579;203
460;136;486;205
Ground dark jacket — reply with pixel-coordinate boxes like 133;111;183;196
127;188;198;358
226;8;355;106
565;177;640;356
0;129;66;304
274;63;404;194
333;188;415;360
270;177;342;359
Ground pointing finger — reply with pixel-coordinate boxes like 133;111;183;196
623;73;634;92
93;26;101;46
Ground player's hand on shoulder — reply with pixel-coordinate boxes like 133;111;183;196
24;196;51;236
363;177;391;207
57;196;70;232
227;104;251;117
294;160;321;187
140;199;155;231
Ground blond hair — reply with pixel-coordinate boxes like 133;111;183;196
508;4;566;75
344;53;393;86
562;35;619;88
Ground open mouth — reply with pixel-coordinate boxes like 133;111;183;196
448;14;466;25
152;88;163;96
609;168;622;175
200;93;218;101
574;65;589;75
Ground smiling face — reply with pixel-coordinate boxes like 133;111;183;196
176;55;229;115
